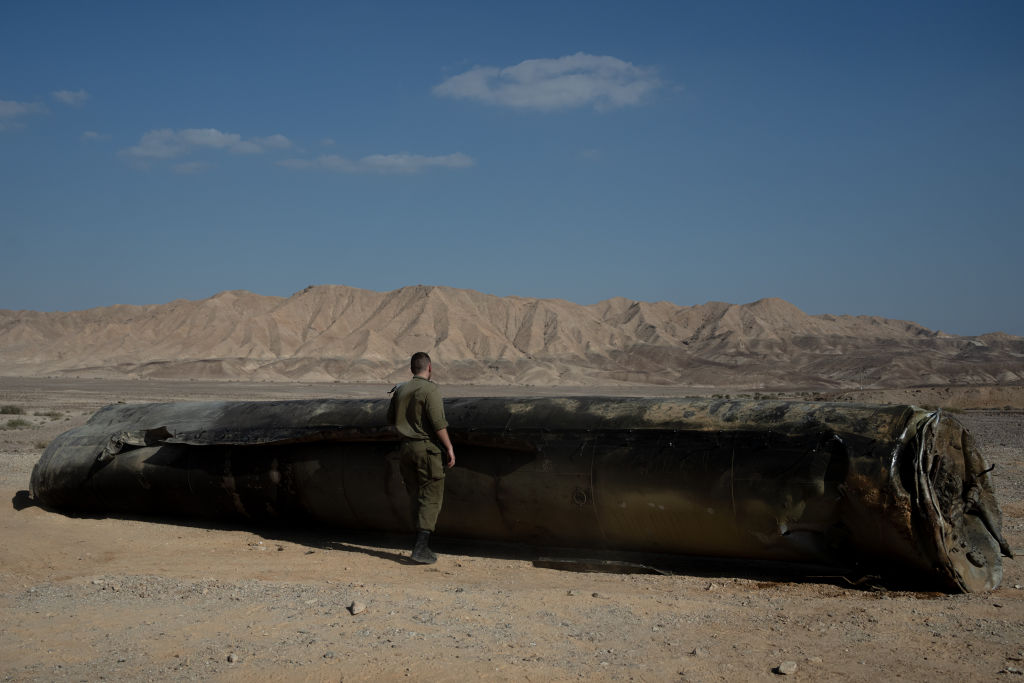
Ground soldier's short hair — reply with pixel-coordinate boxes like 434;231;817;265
411;352;431;375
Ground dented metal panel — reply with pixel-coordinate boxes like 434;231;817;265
30;397;1011;592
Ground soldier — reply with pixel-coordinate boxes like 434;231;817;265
387;352;456;564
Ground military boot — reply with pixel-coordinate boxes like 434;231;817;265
411;529;437;564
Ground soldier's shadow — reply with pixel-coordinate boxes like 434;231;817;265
239;523;544;568
247;525;455;566
327;542;414;564
263;531;418;565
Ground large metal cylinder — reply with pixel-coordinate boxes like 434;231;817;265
30;397;1011;592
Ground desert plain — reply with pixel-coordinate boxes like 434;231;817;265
1;377;1022;682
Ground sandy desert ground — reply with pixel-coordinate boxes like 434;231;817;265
1;378;1022;682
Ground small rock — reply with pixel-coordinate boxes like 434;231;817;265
226;653;238;664
567;590;578;596
350;601;366;615
305;550;316;555
690;647;708;658
774;661;798;675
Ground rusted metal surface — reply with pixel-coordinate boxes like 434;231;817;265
30;397;1011;592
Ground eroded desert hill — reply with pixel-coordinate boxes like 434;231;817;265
1;284;1022;388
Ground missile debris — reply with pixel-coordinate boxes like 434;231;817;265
30;397;1012;592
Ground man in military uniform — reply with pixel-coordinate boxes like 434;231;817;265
387;352;455;564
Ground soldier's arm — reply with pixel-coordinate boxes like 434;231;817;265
436;428;455;468
426;388;454;467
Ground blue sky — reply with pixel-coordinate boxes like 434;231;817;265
1;0;1022;336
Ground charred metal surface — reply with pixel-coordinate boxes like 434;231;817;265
30;397;1011;592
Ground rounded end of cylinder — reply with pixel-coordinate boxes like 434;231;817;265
910;411;1009;593
29;432;100;511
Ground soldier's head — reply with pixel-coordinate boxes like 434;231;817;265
410;351;431;378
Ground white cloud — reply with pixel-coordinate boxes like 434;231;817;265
121;128;292;160
254;134;292;149
52;89;90;105
123;129;186;158
122;129;462;175
0;99;47;130
179;128;243;149
278;152;474;174
433;53;661;111
81;130;110;141
230;140;264;154
0;100;47;117
361;153;475;173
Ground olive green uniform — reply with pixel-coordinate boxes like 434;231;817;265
387;377;449;532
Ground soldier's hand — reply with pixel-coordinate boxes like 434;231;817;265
445;448;455;469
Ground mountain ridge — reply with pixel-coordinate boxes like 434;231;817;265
1;284;1021;388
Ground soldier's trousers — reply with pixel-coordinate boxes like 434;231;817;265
398;440;446;532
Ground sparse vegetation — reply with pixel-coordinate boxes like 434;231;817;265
1;405;24;415
35;441;49;450
34;410;64;419
4;418;31;429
